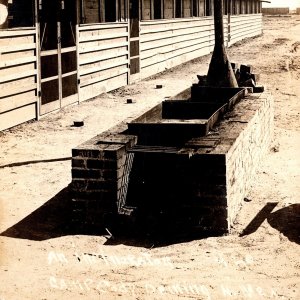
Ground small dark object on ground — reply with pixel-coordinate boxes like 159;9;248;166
253;86;265;93
73;121;84;127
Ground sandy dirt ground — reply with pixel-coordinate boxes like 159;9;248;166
0;16;299;300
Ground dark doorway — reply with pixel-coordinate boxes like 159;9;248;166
39;0;78;115
154;0;162;19
129;0;140;77
105;0;117;21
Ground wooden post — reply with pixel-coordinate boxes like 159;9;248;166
100;0;105;22
206;0;238;87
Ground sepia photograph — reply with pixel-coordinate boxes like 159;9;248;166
0;0;299;299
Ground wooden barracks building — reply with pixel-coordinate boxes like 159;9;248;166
0;0;262;131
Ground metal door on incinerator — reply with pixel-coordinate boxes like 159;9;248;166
39;0;78;115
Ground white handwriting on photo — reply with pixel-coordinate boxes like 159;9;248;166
47;250;254;269
49;277;282;299
48;250;173;267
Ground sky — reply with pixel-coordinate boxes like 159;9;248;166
262;0;300;9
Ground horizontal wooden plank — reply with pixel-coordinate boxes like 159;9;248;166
61;46;77;53
231;21;262;29
79;37;128;52
80;65;128;87
141;24;214;43
0;43;36;54
80;57;128;76
141;40;211;68
0;28;36;38
40;49;58;56
0;35;35;47
0;83;37;98
230;30;262;46
231;25;262;37
62;71;77;78
79;27;128;39
80;49;128;65
230;25;262;40
79;32;129;43
141;35;212;61
231;18;262;29
79;22;128;31
141;29;214;49
231;15;262;22
0;69;37;84
0;90;37;113
141;29;214;51
41;75;59;83
0;56;36;69
79;41;128;54
141;18;214;34
140;16;213;27
140;46;211;79
231;25;262;34
0;63;36;80
1;49;35;61
80;72;128;102
80;59;128;79
0;103;37;131
79;46;128;63
230;14;262;22
231;19;262;30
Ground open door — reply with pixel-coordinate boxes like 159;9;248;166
129;0;140;82
39;0;78;115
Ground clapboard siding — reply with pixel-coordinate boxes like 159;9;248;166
140;17;214;78
0;28;38;131
140;16;229;78
78;23;129;101
229;14;262;46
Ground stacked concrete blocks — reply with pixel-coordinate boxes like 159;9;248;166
71;131;137;227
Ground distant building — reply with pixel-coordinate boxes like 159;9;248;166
262;7;290;15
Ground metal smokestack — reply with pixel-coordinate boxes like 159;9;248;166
206;0;238;87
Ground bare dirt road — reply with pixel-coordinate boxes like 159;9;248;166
0;16;299;300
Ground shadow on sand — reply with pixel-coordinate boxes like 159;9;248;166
240;202;300;244
0;185;99;241
267;204;300;244
2;190;299;247
0;185;217;248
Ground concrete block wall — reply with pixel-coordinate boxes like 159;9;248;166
71;91;274;234
224;92;274;226
182;153;229;233
71;131;137;226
